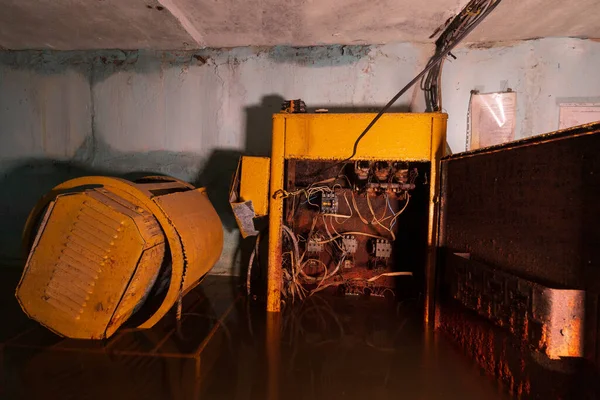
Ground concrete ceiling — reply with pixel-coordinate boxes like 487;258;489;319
1;0;599;50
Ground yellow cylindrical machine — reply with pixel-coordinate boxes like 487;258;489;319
16;176;223;339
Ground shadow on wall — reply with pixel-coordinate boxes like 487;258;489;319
0;159;114;265
0;143;239;267
244;95;285;156
193;149;242;232
244;94;414;158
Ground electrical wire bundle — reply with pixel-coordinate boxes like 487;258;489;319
343;0;503;162
272;183;414;304
421;0;504;111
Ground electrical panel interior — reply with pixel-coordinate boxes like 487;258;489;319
281;159;429;299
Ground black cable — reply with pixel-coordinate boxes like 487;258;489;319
344;50;450;161
423;0;501;111
342;0;503;162
305;0;502;185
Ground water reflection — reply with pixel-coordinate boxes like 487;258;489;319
258;296;507;400
2;276;507;400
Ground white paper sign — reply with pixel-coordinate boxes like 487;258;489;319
468;91;517;151
558;103;600;130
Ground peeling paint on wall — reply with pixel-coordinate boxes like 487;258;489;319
268;45;372;65
0;43;429;273
1;38;599;273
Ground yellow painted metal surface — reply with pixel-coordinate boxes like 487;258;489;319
267;116;286;313
425;114;447;326
266;112;447;317
18;176;223;338
281;113;444;161
18;188;165;339
154;188;224;294
240;156;271;217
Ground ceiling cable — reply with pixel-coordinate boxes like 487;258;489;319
344;0;503;162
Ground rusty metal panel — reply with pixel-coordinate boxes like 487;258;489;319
441;123;600;289
446;252;584;359
438;122;600;378
438;297;595;399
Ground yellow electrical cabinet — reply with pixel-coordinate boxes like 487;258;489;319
237;112;447;324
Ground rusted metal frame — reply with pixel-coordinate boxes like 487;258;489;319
102;331;129;350
100;326;158;351
20;177;186;330
434;154;449;329
444;121;600;161
193;357;202;399
424;116;445;326
2;326;39;346
267;117;286;313
446;253;586;360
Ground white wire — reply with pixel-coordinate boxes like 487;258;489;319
323;213;351;219
367;194;395;241
389;193;410;230
246;233;260;296
365;271;413;282
351;190;369;225
322;215;344;252
281;178;413;300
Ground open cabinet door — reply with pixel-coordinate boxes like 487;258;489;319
436;122;600;399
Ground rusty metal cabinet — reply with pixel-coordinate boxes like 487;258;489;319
437;122;600;398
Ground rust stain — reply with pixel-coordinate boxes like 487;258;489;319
440;301;532;398
438;297;595;399
446;253;585;360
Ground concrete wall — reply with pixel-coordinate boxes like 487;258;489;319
0;43;430;273
1;37;598;273
443;38;600;152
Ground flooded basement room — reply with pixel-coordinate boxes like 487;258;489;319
0;0;599;399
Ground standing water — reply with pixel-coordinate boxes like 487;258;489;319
1;275;508;399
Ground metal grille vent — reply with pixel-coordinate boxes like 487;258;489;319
44;201;122;319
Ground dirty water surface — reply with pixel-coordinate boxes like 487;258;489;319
1;273;508;400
